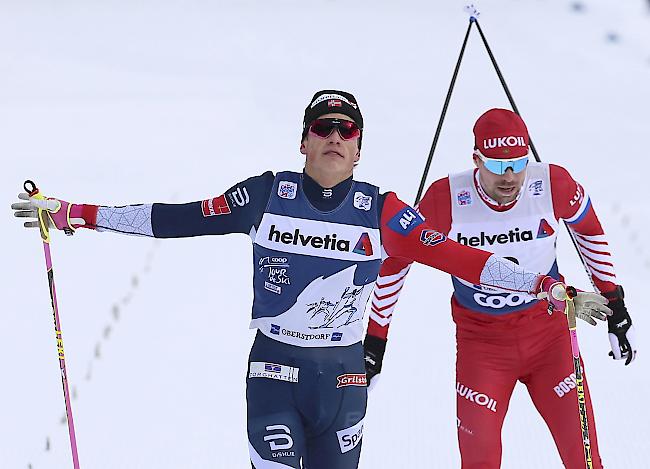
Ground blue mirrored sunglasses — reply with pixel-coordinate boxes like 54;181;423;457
478;154;529;175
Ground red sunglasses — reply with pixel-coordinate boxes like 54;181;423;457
309;118;361;140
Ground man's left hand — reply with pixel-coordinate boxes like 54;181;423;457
604;286;637;365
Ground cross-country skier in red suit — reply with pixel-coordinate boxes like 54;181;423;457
13;94;611;469
363;109;638;469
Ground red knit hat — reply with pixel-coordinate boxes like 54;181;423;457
473;108;529;158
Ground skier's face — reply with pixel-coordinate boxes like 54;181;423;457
301;113;360;187
474;155;527;204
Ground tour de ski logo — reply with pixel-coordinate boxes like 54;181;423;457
457;189;472;206
353;191;372;211
278;181;297;200
259;256;291;295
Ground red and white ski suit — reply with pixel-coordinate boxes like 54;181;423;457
367;163;618;469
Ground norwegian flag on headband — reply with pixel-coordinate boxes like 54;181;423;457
328;99;342;107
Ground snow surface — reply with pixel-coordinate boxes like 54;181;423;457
2;0;649;467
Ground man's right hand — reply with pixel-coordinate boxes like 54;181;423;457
12;192;90;234
363;335;387;391
535;276;611;325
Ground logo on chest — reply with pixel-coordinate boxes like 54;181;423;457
528;179;544;197
456;189;473;206
259;256;291;295
457;219;555;247
267;225;373;256
353;191;372;211
457;228;534;247
278;181;297;199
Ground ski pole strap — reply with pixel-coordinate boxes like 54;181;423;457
24;179;51;243
566;297;578;333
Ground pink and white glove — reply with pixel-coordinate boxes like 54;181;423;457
535;276;612;325
12;192;96;234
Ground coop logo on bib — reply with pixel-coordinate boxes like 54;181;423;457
474;291;536;309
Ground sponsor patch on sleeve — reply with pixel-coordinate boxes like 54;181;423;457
387;207;424;236
201;194;231;217
420;229;446;247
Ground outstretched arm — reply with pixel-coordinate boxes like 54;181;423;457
379;192;610;321
380;192;540;292
13;172;275;239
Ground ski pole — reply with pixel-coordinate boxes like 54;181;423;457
472;17;597;290
565;288;594;468
414;15;476;205
24;180;81;469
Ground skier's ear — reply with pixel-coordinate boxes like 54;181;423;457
472;153;480;168
300;142;307;155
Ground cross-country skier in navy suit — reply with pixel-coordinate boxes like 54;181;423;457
12;91;612;469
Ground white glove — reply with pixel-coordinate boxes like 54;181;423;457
12;192;87;233
536;277;611;325
572;291;612;326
